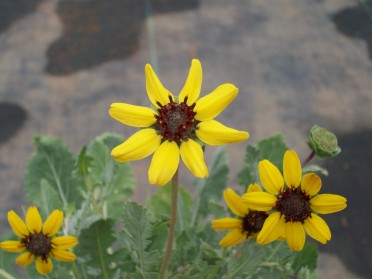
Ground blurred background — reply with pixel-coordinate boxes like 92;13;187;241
0;0;371;278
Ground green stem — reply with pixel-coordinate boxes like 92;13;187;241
96;225;110;279
265;241;283;262
72;262;81;279
248;241;284;278
160;169;179;279
0;268;16;279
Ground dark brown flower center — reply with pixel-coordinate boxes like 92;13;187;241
154;96;198;144
241;211;268;237
276;187;311;223
23;233;52;258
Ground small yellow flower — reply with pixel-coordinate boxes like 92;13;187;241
109;59;249;186
211;184;268;247
243;150;347;251
0;207;78;275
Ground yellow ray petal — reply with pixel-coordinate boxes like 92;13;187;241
51;236;78;249
243;192;276;211
180;139;208;178
109;103;157;127
0;241;26;253
257;212;285;245
148;141;180;186
36;257;53;275
219;229;246;247
194;84;238;121
285;222;305;251
304;214;331;244
258;160;284;195
179;59;202;105
111;128;161;162
8;210;29;238
301;173;322;197
16;252;35;266
196;120;249;146
310;194;347;214
43;210;63;237
211;218;242;231
223;188;248;217
145;64;173;107
26;207;42;234
283;150;302;188
247;183;263;193
51;249;76;262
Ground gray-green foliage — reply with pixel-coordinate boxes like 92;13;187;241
0;133;319;278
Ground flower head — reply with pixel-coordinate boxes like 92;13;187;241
243;150;347;251
0;207;78;275
109;59;249;186
211;185;268;247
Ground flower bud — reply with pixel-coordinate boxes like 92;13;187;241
307;125;341;158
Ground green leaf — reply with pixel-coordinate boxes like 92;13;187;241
292;243;318;274
75;219;121;279
192;147;229;223
147;185;193;232
86;133;136;219
121;202;160;278
25;136;82;209
302;164;329;176
38;179;63;217
238;134;288;186
227;240;264;278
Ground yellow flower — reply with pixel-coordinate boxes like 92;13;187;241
0;207;78;275
243;150;347;251
211;184;268;247
109;59;249;186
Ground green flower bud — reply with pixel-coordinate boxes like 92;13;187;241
307;125;341;158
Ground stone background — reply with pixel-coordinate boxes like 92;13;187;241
0;0;371;278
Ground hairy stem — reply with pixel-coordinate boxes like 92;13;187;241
160;169;179;278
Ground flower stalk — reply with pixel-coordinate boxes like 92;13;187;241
160;168;179;278
301;150;315;167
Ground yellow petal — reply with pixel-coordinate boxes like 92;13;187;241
304;214;331;244
145;64;173;107
43;210;63;237
51;236;78;249
196;120;249;146
285;222;305;251
223;188;248;217
219;229;246;247
211;218;242;231
310;194;347;214
301;173;322;197
247;183;263;193
36;257;53;275
8;210;29;238
109;103;157;127
283;150;302;188
26;207;42;234
242;192;276;211
194;84;238;121
148;141;180;186
258;160;284;195
257;212;285;245
16;252;35;266
0;241;26;253
111;129;161;162
180;139;208;178
51;249;76;262
179;59;202;105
